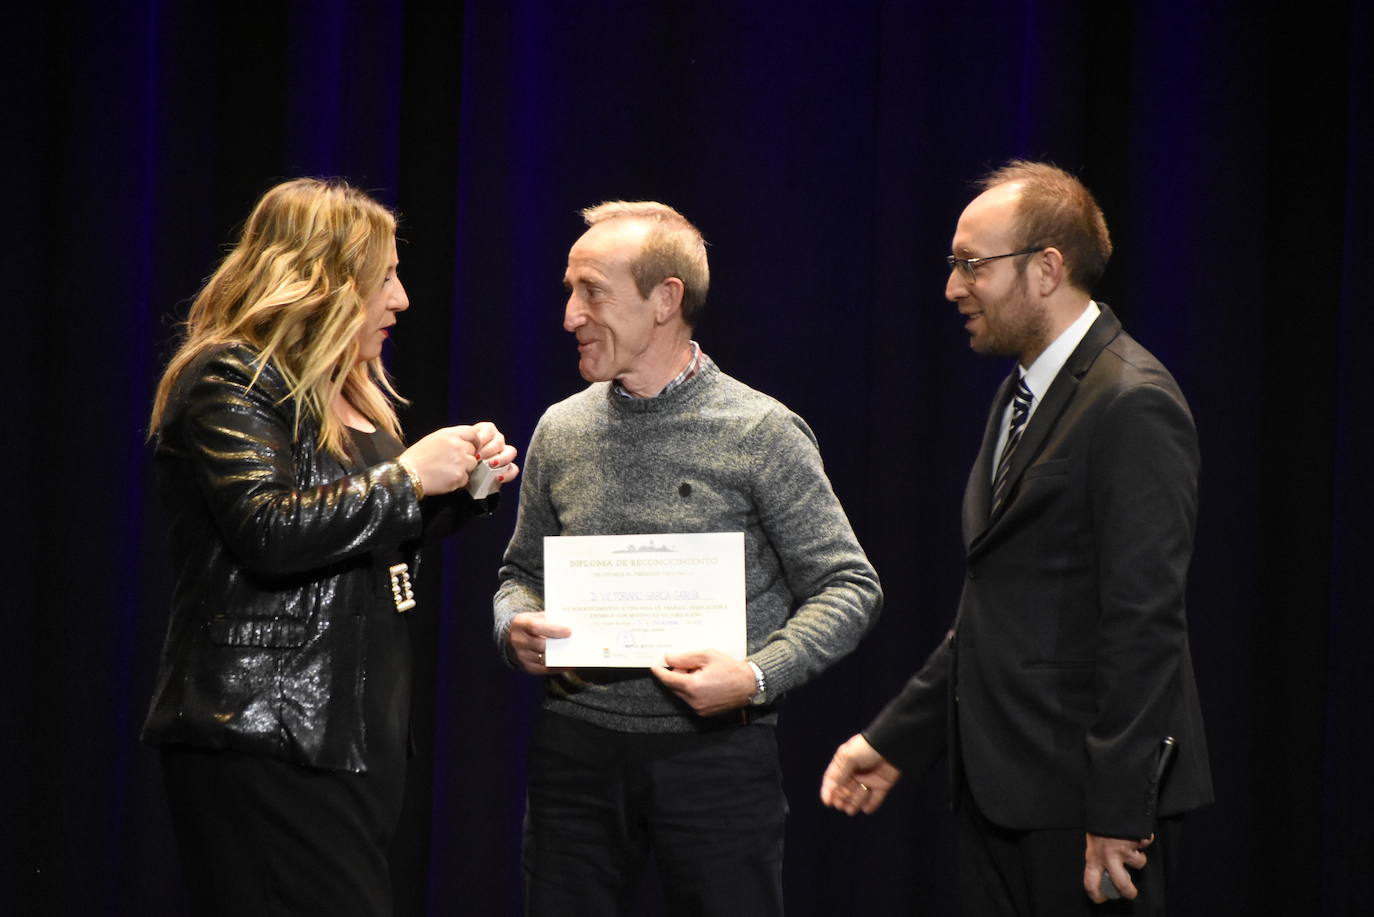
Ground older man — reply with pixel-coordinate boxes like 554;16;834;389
821;162;1211;914
495;201;881;915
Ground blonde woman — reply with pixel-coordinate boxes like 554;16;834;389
142;178;517;916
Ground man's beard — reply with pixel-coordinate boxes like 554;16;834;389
974;274;1050;360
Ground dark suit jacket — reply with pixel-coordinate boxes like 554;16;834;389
865;306;1212;839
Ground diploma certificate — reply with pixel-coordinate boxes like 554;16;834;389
543;533;746;667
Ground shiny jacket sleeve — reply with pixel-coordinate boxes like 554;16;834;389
176;349;423;575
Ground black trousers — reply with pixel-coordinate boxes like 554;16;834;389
161;745;405;917
523;711;787;917
956;785;1183;916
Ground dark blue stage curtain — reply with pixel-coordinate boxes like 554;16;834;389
6;2;1369;914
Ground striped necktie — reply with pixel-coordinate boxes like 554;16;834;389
991;374;1033;514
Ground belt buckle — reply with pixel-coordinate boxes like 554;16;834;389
388;562;416;613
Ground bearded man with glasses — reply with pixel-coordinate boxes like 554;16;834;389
822;161;1213;915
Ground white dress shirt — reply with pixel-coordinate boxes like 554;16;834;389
991;300;1101;482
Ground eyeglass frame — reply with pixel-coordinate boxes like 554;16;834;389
945;247;1045;283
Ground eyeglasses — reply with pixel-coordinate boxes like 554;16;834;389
945;248;1043;283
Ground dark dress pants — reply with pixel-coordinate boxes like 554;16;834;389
956;785;1182;916
523;711;787;917
161;744;404;917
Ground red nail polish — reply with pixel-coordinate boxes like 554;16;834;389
490;459;500;467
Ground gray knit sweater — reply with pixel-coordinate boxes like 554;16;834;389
493;358;882;732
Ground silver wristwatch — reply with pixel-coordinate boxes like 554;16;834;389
747;660;768;706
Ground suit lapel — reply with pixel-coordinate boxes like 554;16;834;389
964;371;1019;548
971;306;1125;541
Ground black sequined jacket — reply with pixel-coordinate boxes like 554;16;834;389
141;344;491;772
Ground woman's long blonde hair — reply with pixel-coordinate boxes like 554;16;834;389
150;178;405;459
